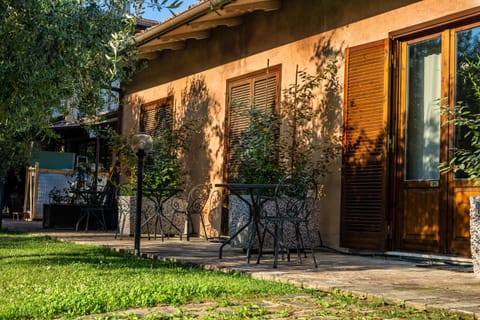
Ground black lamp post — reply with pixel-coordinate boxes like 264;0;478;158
132;133;153;256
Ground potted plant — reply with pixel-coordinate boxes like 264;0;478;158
109;112;196;237
229;64;341;248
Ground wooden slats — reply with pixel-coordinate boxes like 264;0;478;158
340;39;389;250
140;97;173;136
225;65;281;183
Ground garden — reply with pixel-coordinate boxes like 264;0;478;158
0;231;464;319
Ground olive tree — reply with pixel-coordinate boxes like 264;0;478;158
0;0;182;223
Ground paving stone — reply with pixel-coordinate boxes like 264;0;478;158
3;219;480;319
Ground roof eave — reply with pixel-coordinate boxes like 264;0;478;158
135;0;234;46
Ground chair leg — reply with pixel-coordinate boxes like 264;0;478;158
294;223;303;263
76;210;87;231
142;211;151;240
153;214;160;240
157;213;165;242
115;212;126;239
199;214;209;240
95;208;106;231
301;222;318;268
256;221;269;264
84;209;90;231
273;220;283;268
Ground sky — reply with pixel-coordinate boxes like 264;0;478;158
141;0;199;22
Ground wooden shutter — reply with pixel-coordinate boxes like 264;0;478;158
225;65;281;183
226;82;251;182
340;39;390;250
140;97;173;136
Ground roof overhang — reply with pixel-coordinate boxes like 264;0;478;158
135;0;281;59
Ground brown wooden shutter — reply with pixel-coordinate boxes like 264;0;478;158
140;97;173;136
226;82;252;182
253;77;277;112
340;39;390;250
225;65;281;183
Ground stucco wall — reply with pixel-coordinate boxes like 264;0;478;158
124;0;480;249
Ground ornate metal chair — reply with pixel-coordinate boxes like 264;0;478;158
75;181;117;232
171;183;212;240
259;176;318;268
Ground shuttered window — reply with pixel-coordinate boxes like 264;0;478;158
140;97;173;136
225;65;281;182
341;39;390;250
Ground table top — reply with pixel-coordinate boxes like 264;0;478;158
73;189;105;206
143;187;184;193
215;183;277;189
142;187;184;206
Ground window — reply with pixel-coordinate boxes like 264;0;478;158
225;65;281;182
453;25;480;178
140;97;173;136
404;36;442;181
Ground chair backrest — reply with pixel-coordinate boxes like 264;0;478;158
91;180;117;207
103;181;118;207
187;183;211;215
274;176;317;219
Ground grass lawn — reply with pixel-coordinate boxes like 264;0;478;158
0;232;466;319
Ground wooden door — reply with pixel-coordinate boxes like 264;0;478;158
445;24;480;256
394;32;447;253
394;23;480;256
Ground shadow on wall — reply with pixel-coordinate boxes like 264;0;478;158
311;33;344;138
179;75;223;187
121;79;223;189
121;83;227;236
178;76;227;236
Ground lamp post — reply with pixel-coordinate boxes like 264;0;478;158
132;133;153;256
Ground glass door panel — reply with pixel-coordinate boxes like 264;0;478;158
405;37;442;181
454;26;480;179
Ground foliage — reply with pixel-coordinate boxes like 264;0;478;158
279;64;341;186
108;106;202;195
48;186;72;204
143;106;206;192
0;233;305;319
440;53;480;182
234;64;341;190
0;232;464;319
143;127;186;191
235;107;282;184
440;103;480;181
0;0;183;180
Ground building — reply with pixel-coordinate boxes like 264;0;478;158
122;0;480;257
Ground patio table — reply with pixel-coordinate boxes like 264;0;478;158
142;187;184;240
215;183;277;263
74;190;107;231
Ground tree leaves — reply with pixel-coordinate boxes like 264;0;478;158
0;0;182;178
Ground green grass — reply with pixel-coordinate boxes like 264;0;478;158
0;232;468;319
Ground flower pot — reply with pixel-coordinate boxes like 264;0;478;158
469;196;480;278
228;195;254;248
228;195;306;250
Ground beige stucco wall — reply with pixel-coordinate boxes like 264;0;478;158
124;0;480;249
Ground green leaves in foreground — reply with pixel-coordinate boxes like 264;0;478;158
0;233;301;319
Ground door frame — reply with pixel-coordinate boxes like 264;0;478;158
389;20;480;257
